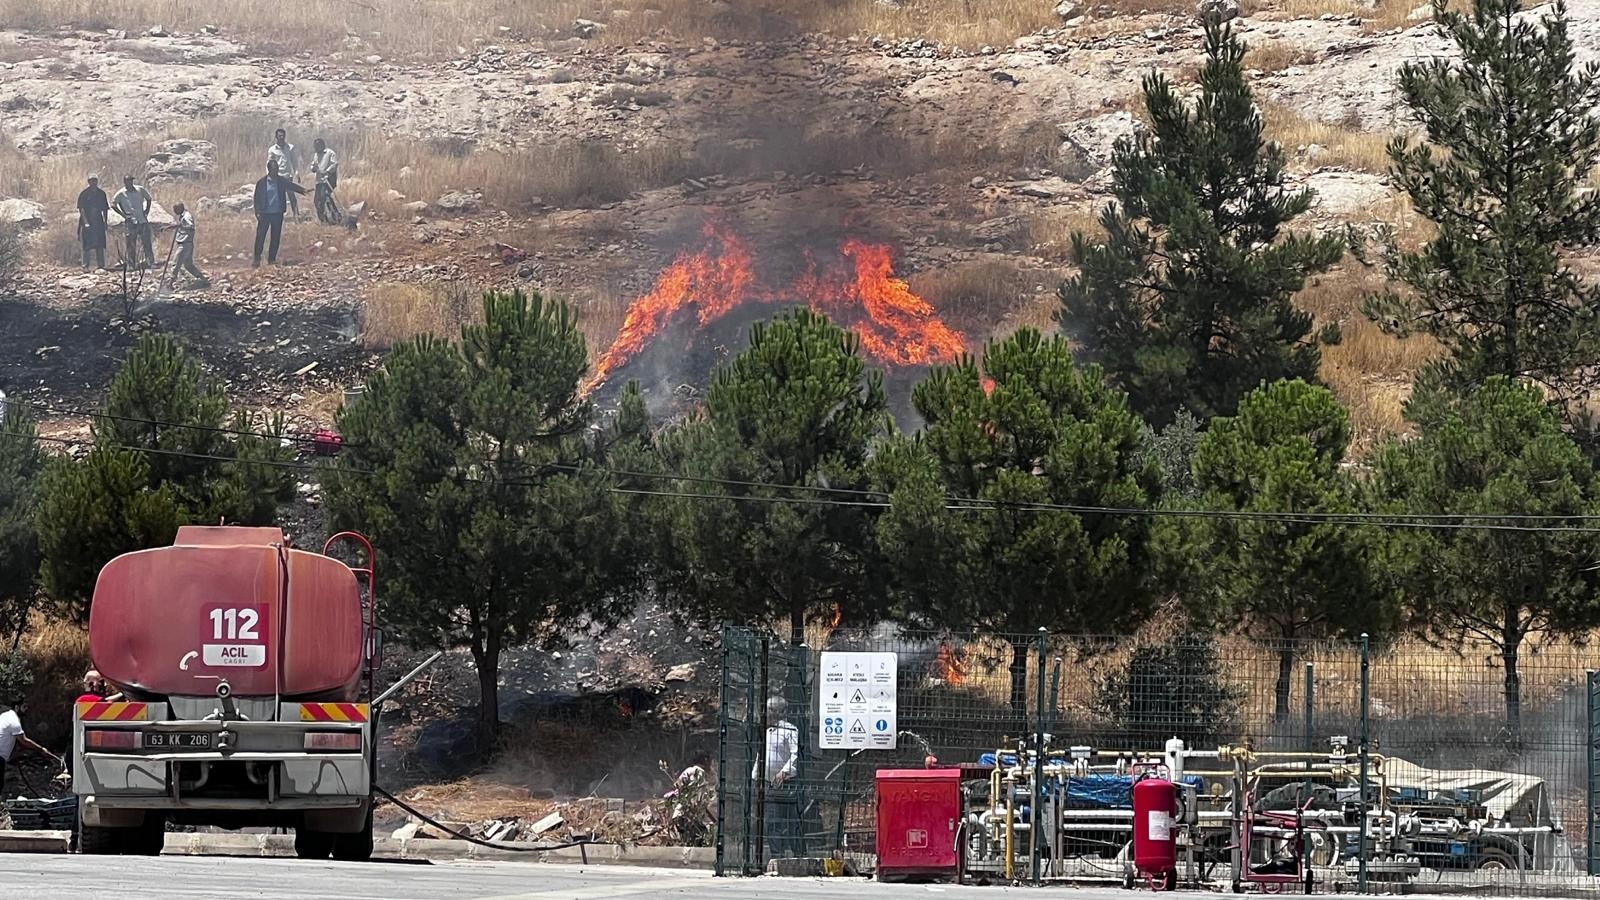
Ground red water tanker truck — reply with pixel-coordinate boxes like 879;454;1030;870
72;526;382;858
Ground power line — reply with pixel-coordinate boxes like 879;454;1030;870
13;429;1600;535
26;405;1600;526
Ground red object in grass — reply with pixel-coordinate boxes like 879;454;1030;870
312;429;343;456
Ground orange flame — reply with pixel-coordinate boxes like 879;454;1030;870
589;223;966;386
591;221;757;386
935;641;968;686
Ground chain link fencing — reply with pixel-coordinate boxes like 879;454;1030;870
716;623;1600;895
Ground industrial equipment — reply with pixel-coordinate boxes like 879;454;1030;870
72;527;380;858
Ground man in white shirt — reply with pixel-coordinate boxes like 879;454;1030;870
1;705;62;800
110;175;154;268
752;697;801;859
267;129;303;221
309;138;340;224
169;202;208;288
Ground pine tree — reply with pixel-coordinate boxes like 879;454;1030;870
650;309;891;644
877;328;1156;711
1372;378;1600;744
0;406;45;645
1059;15;1343;426
1364;0;1600;399
325;290;643;749
1159;379;1387;721
38;335;292;617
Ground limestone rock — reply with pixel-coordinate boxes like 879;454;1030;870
145;139;217;184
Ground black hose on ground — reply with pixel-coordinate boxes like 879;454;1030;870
372;784;659;860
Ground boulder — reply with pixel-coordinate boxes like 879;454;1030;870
1057;112;1143;188
1198;0;1240;20
383;189;406;202
0;198;46;229
573;18;607;39
435;189;482;213
145;138;217;184
1054;0;1081;18
403;199;430;214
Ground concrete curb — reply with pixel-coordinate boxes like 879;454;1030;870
0;829;72;853
161;833;714;868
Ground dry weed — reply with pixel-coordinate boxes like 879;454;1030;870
1;0;1064;56
1243;40;1317;73
1263;105;1393;173
360;282;480;349
1024;207;1107;261
15;613;90;746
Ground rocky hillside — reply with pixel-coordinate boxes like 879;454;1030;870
1;0;1558;446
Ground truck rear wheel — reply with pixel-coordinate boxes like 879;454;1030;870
331;809;374;861
295;829;334;859
78;823;122;855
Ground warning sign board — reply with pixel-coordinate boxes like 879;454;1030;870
818;651;896;750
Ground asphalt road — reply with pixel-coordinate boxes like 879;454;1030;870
0;856;1175;900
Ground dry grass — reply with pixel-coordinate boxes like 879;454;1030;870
0;0;1064;56
1259;0;1431;28
1243;40;1318;73
571;285;633;368
1024;206;1107;262
1263;105;1393;173
14;613;91;747
911;259;1031;331
360;282;481;349
1295;264;1439;451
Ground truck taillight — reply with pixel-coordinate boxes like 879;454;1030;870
304;732;362;751
84;729;141;750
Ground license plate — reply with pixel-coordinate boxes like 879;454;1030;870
143;732;213;749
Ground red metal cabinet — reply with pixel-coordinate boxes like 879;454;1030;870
876;768;961;882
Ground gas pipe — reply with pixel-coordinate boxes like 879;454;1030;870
1131;776;1179;890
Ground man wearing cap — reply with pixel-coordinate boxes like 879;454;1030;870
111;175;154;268
76;175;109;271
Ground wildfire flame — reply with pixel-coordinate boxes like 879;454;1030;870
589;221;966;387
935;641;969;686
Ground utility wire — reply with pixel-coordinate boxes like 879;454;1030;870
22;407;1600;524
13;429;1600;534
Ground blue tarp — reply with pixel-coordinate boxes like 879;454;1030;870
973;757;1202;809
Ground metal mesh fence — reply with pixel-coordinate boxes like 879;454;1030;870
716;624;1600;894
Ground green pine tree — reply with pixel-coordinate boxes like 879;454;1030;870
37;335;292;617
877;328;1156;711
0;406;46;646
1059;16;1343;426
1364;0;1600;398
1372;378;1600;744
1159;379;1386;721
325;289;643;749
650;309;891;644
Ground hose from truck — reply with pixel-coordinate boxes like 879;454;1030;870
372;784;660;859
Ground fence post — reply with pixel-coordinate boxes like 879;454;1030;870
715;626;731;876
754;635;770;874
1357;634;1370;894
1031;628;1047;884
1588;670;1598;876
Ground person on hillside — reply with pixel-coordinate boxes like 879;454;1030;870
752;697;801;859
252;159;308;268
267;129;303;221
309;137;340;225
76;175;109;271
0;703;63;800
110;175;154;268
169;202;208;288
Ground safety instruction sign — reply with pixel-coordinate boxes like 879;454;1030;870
818;651;896;750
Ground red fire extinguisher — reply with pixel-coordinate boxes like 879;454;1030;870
1131;776;1179;890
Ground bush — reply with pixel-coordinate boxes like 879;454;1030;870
1094;633;1243;747
0;222;22;292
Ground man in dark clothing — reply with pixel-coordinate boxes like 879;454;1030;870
76;175;109;271
252;159;307;267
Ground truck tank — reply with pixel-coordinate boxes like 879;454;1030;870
89;526;365;701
